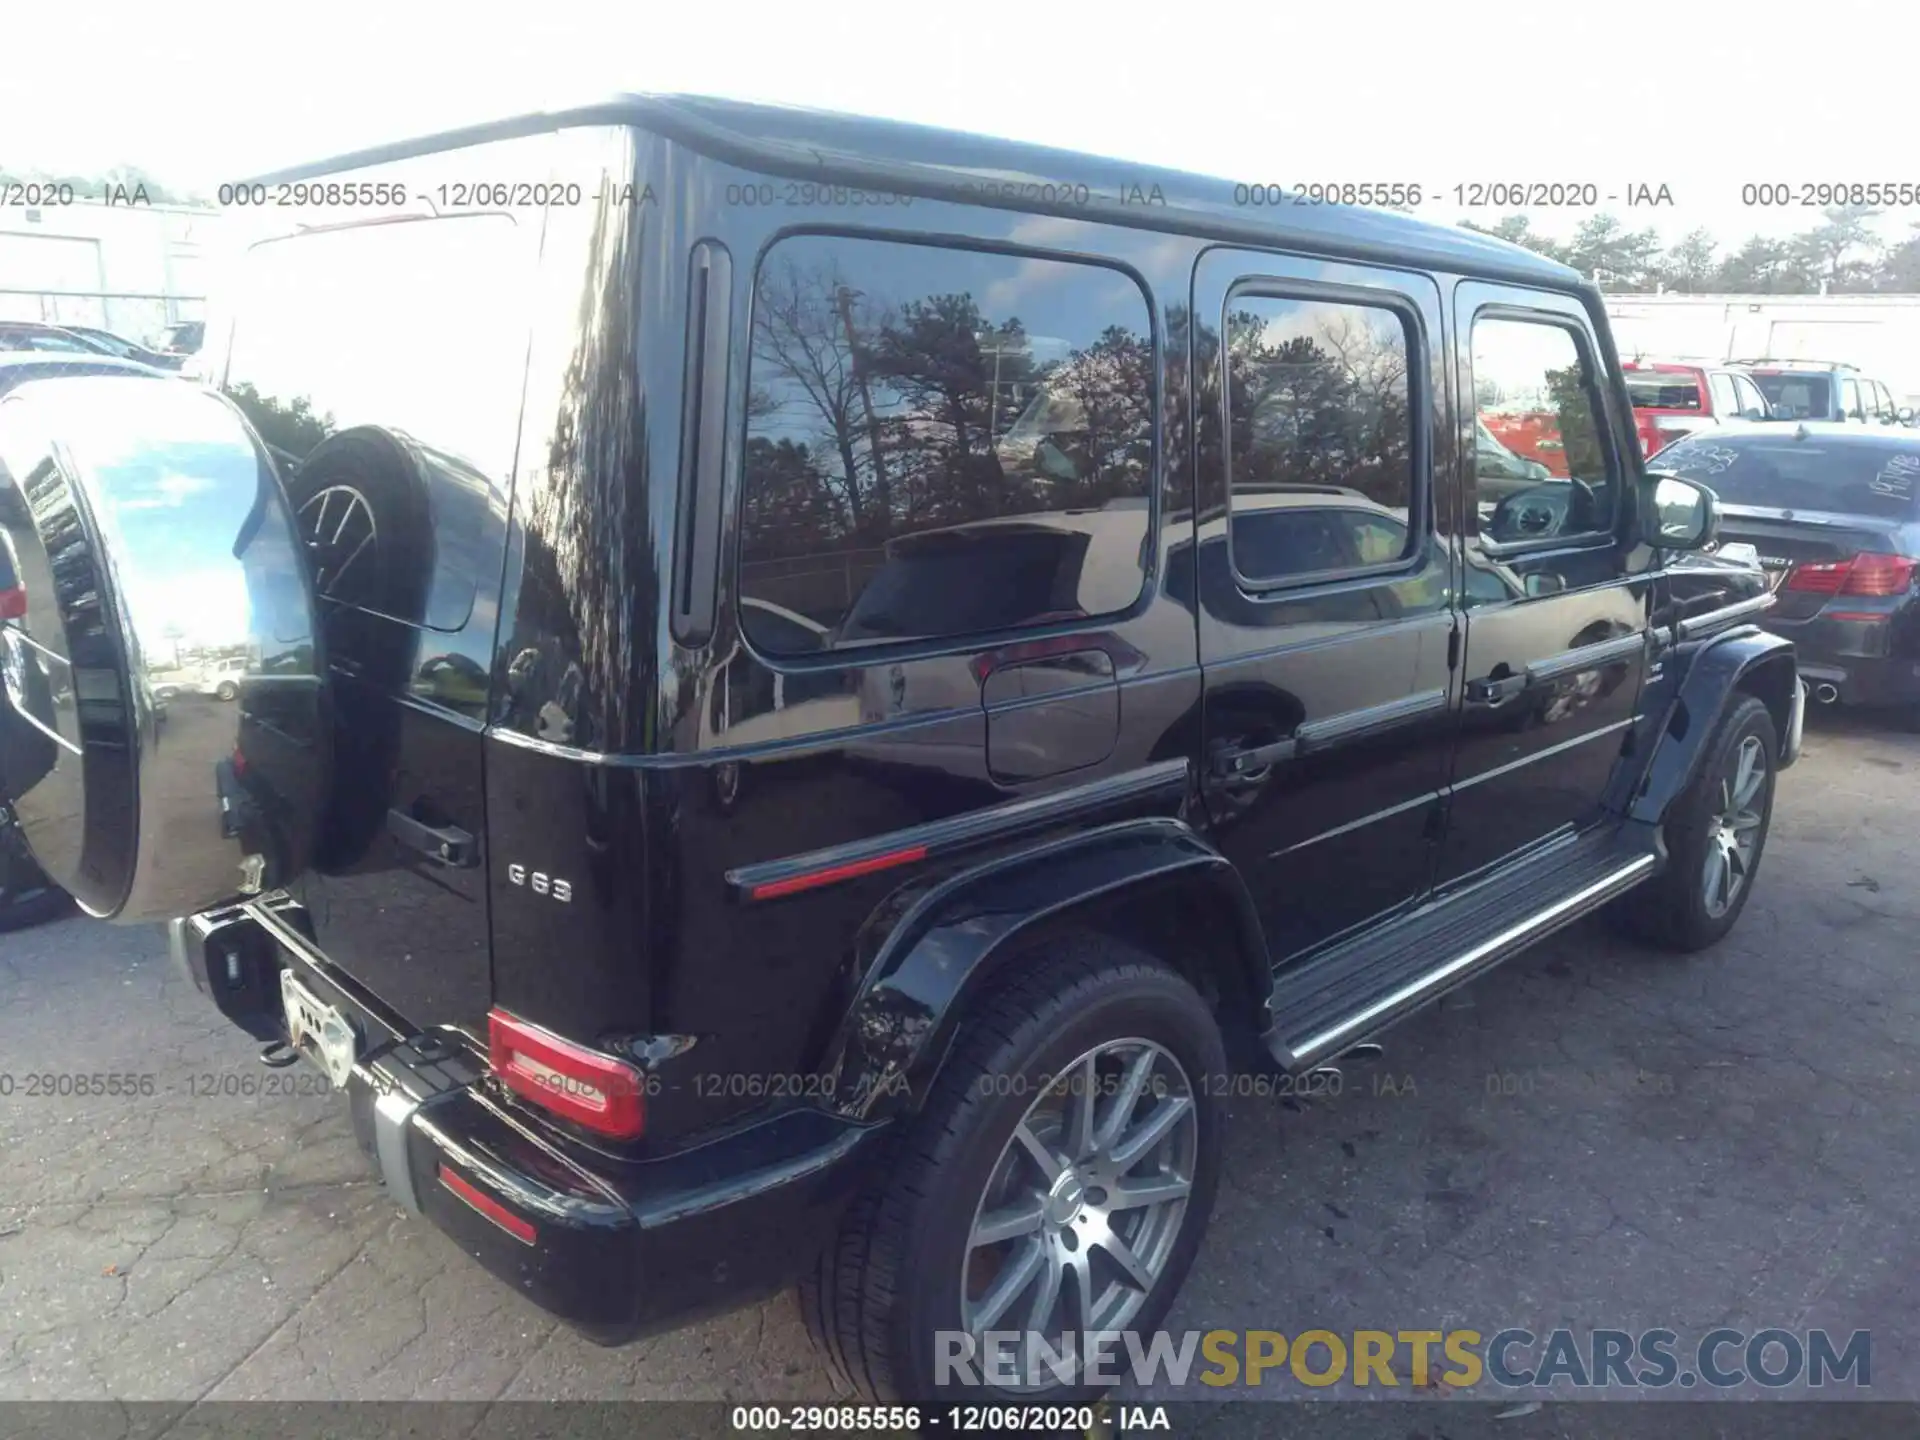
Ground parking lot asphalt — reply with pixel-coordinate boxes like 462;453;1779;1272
1;707;1917;1409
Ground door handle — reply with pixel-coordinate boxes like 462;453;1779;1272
387;808;478;867
1465;673;1528;706
1211;736;1299;777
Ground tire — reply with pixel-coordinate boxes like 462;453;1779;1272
1613;694;1778;951
0;812;70;932
802;934;1226;1405
215;681;238;702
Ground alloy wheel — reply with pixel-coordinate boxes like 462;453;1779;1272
960;1038;1197;1388
1702;733;1767;919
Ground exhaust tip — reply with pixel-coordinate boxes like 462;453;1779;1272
1813;683;1840;704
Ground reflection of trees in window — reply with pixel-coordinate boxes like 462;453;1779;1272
1225;301;1411;509
1544;364;1606;482
225;381;334;465
740;243;1153;627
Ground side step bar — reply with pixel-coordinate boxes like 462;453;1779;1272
1266;828;1659;1073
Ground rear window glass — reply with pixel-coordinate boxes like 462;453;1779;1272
1625;373;1703;411
1746;373;1833;420
738;233;1154;655
1656;435;1920;518
223;216;529;633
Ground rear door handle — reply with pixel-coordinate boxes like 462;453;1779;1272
387;808;478;867
1212;736;1299;777
1465;673;1528;706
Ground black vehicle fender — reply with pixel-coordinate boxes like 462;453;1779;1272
1627;625;1798;827
821;816;1273;1125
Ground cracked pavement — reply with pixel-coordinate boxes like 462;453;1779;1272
1;708;1916;1405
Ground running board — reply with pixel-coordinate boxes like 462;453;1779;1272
1265;828;1660;1073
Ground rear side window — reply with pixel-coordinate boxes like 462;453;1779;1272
1657;434;1920;519
1627;371;1704;411
1223;294;1417;584
223;215;529;633
1749;372;1833;420
738;234;1153;655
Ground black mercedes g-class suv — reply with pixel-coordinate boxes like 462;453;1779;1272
0;95;1803;1403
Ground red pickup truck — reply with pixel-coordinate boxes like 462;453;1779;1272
1480;359;1775;474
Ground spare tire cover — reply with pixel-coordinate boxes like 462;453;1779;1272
0;376;328;922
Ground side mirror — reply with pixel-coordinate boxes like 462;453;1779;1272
1900;407;1917;425
1640;470;1718;551
1740;407;1768;421
1524;573;1566;597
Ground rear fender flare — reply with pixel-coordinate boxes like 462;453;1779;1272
822;817;1272;1124
1628;626;1798;827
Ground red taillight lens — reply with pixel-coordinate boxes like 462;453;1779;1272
1786;553;1917;597
0;586;25;620
1838;552;1916;596
487;1009;647;1139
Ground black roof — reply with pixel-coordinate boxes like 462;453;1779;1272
241;93;1583;291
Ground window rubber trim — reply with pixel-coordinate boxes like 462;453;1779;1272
1218;277;1432;597
671;240;733;646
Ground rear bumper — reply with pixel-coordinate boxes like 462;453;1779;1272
172;903;886;1344
1765;613;1920;708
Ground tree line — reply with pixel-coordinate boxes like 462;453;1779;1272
1462;205;1920;294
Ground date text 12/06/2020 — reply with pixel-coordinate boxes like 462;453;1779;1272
1229;181;1676;207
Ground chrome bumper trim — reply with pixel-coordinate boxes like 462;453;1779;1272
1783;677;1807;767
373;1086;424;1215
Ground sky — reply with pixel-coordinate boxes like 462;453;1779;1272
7;0;1920;252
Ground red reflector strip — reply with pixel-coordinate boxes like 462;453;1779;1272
0;586;25;620
748;845;929;901
1824;611;1890;623
438;1166;536;1245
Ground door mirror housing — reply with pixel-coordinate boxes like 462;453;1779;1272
1640;470;1719;551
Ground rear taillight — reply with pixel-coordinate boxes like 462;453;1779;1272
0;585;25;620
487;1008;647;1139
1786;552;1917;597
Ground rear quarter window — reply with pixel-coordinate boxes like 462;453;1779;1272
737;233;1155;656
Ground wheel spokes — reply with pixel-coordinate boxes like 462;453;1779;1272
969;1237;1045;1332
1098;1229;1157;1293
1730;737;1766;810
972;1200;1045;1248
962;1035;1200;1389
1108;1172;1192;1211
1013;1122;1063;1183
1063;1052;1098;1160
1095;1047;1156;1155
1109;1095;1192;1172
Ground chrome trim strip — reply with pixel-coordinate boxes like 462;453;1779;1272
373;1088;424;1215
1676;592;1776;639
727;757;1191;897
1446;717;1634;794
1295;687;1448;748
1525;633;1647;685
1284;852;1657;1066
